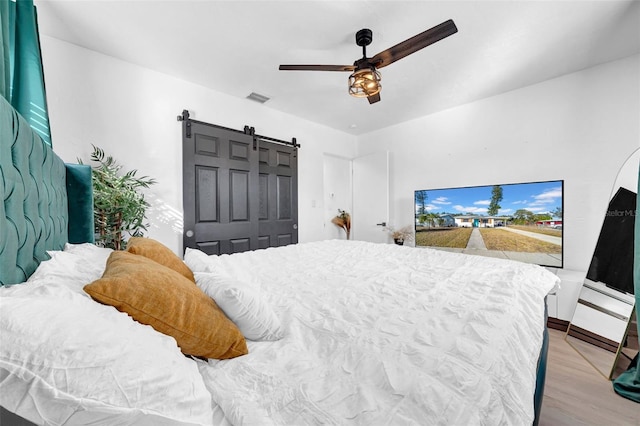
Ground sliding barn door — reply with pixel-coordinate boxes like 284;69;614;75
258;141;298;248
183;119;297;255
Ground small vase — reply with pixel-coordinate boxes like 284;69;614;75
394;238;404;245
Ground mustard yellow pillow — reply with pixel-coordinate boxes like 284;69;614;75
126;237;195;282
84;251;247;359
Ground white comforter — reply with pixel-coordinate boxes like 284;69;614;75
195;240;559;425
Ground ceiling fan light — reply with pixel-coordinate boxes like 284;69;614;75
348;68;381;98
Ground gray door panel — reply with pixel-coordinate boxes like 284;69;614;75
258;141;298;247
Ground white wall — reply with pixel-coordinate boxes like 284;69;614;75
357;54;640;272
322;154;353;240
40;34;639;270
40;36;357;254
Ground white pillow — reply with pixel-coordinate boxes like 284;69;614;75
195;272;283;341
184;248;259;286
26;244;112;296
0;284;214;425
63;242;113;265
184;248;216;273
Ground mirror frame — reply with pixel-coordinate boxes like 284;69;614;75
565;148;639;380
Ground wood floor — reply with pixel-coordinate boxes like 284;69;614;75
540;329;639;426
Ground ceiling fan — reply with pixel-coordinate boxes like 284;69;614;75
279;19;458;104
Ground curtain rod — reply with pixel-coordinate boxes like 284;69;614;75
177;109;300;148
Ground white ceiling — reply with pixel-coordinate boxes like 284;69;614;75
35;0;640;135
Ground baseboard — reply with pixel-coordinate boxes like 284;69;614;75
547;317;569;332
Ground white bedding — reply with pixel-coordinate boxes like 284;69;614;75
0;240;558;425
0;244;220;426
190;240;559;425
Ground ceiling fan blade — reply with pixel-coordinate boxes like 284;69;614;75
367;93;381;104
279;64;356;72
371;19;458;69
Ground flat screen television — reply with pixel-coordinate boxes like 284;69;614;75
585;187;636;295
414;179;564;267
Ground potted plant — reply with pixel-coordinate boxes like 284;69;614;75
384;225;414;245
80;145;157;250
331;209;351;239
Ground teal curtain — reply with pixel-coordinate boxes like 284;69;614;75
0;0;51;146
0;1;10;97
612;163;640;403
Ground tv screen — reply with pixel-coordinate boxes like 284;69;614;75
414;180;563;267
586;187;636;295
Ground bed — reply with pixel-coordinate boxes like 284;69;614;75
0;95;558;425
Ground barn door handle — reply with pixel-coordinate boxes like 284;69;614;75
376;222;387;227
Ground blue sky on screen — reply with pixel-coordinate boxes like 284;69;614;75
415;181;563;216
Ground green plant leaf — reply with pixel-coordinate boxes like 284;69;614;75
85;145;157;249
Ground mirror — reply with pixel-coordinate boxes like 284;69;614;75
565;148;638;380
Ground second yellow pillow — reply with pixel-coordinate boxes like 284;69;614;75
126;237;195;282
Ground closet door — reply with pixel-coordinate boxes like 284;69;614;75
257;140;298;248
183;121;259;254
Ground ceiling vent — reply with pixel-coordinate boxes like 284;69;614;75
247;92;270;103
